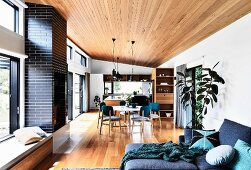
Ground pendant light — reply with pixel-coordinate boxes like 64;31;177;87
112;38;117;80
129;41;135;81
111;38;122;81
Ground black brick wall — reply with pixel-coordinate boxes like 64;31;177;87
25;3;67;132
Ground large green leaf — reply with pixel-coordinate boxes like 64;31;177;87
211;84;218;94
177;72;185;77
197;88;207;94
213;75;225;84
197;95;205;101
209;96;214;108
183;86;190;93
212;93;217;102
204;98;210;105
209;70;218;79
203;77;211;82
204;107;208;115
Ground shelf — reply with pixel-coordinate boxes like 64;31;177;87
156;85;174;86
156;76;174;78
156;93;174;94
161;117;174;119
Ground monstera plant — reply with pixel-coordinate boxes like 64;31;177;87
176;62;225;129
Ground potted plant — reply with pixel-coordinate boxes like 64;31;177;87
94;95;101;109
125;95;132;107
176;62;225;131
105;87;109;94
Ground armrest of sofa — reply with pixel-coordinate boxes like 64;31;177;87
179;135;185;144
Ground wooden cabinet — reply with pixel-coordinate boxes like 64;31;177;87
152;68;174;119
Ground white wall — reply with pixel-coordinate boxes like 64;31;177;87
91;59;152;74
161;13;251;129
90;74;104;109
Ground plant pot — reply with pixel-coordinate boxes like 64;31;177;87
184;127;193;143
131;103;137;108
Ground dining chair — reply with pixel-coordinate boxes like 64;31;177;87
131;105;153;133
97;102;106;128
119;100;127;123
149;102;162;127
99;106;121;136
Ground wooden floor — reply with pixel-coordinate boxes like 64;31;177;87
36;111;183;170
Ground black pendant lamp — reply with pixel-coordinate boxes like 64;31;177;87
111;38;122;81
129;41;135;81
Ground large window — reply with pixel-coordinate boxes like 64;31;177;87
0;55;19;139
67;45;72;60
113;81;151;95
75;52;87;67
0;0;19;33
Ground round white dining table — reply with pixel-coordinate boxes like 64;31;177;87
112;106;141;133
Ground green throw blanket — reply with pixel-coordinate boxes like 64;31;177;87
120;141;204;170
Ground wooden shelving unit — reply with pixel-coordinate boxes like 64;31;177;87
152;68;174;119
103;74;151;82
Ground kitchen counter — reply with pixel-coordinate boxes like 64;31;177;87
104;96;122;106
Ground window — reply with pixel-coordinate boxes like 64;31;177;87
0;55;19;139
113;82;143;94
81;55;87;67
67;45;72;60
104;82;112;94
0;0;19;33
75;52;87;67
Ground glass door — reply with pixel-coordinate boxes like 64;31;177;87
0;56;10;138
67;72;73;121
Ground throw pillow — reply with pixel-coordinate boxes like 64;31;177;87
189;130;219;151
206;145;235;166
13;126;47;145
228;139;251;170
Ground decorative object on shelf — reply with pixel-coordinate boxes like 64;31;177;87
166;112;172;117
129;40;135;81
105;87;109;94
176;62;225;129
111;38;122;81
93;95;101;108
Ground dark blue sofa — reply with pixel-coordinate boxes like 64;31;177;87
124;119;251;170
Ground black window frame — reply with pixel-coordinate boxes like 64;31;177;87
0;53;20;140
67;45;72;60
1;0;19;33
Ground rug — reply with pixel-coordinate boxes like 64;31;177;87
61;168;118;170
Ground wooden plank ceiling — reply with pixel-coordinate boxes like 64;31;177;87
25;0;251;67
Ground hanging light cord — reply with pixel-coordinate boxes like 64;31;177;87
131;41;135;76
112;38;116;70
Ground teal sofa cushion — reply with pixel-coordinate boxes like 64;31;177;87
189;130;219;151
229;139;251;170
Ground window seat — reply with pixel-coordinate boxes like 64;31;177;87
0;134;52;170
